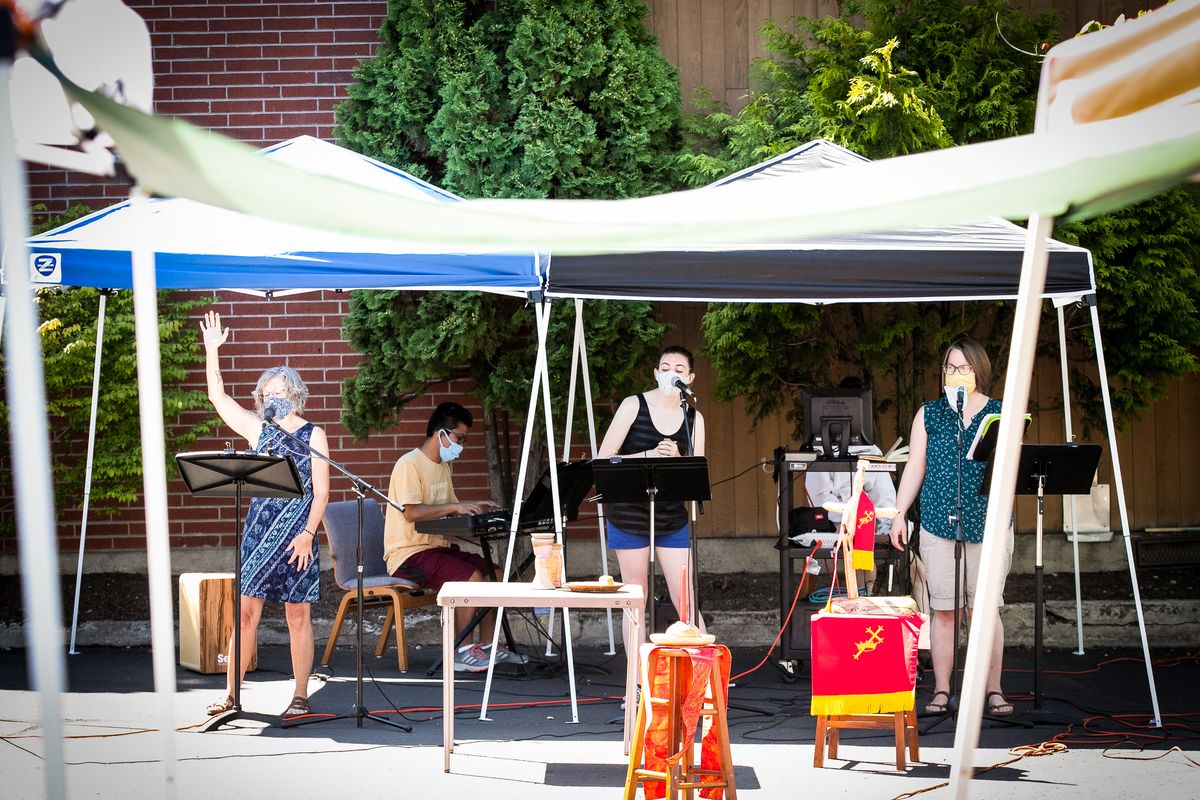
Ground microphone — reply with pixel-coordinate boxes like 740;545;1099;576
264;405;278;423
956;385;965;412
944;385;966;412
673;378;697;401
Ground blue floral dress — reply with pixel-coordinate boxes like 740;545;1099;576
240;422;319;603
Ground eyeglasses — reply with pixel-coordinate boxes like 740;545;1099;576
262;388;289;398
442;429;468;446
942;364;974;375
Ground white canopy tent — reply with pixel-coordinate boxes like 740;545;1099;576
4;3;1200;798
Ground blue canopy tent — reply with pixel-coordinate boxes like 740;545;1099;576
29;135;542;294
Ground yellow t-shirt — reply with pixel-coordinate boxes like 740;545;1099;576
383;448;459;576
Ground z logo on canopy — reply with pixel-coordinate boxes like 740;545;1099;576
31;253;62;284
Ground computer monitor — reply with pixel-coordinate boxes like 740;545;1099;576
802;387;875;457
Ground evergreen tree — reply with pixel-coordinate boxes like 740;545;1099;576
335;0;679;498
690;0;1197;436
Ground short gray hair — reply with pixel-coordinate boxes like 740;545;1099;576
252;366;309;416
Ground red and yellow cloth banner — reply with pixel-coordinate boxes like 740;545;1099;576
810;610;923;716
639;643;732;800
851;489;876;572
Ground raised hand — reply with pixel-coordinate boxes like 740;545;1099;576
200;310;230;351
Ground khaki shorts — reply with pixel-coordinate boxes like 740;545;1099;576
920;527;1013;611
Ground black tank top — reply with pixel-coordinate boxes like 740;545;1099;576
605;394;695;534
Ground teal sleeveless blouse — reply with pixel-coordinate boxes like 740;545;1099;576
919;395;1002;543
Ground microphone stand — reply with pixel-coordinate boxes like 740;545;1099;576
678;388;700;628
921;388;967;734
262;416;410;732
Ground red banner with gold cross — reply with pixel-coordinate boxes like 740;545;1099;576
810;610;923;715
851;489;876;572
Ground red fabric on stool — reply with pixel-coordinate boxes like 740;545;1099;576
810;612;922;715
640;644;732;800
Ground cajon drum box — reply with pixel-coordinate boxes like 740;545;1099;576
179;573;257;674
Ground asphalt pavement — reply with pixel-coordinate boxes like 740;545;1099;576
1;641;1197;799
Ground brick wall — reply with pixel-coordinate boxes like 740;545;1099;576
12;1;517;556
18;291;503;555
27;0;389;215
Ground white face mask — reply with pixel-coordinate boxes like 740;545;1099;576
656;370;682;395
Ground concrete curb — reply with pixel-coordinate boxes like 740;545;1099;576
5;599;1196;652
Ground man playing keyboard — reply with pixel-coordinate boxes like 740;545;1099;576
383;401;526;672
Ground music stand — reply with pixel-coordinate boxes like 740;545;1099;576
176;451;302;733
592;456;710;634
1009;443;1103;722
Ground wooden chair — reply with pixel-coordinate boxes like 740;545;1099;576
320;499;435;673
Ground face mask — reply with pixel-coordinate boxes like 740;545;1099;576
263;396;294;421
438;429;464;462
656;370;681;396
944;371;977;395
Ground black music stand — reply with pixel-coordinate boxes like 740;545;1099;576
592;456;710;634
176;451;302;733
1010;443;1103;723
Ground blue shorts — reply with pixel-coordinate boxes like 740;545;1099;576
606;521;690;550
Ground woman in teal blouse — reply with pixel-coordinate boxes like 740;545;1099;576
889;338;1014;717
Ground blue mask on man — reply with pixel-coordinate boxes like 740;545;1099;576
438;429;464;462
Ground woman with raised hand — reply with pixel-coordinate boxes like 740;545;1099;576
200;310;330;720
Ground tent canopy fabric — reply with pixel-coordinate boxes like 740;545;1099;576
31;137;1098;304
544;140;1094;303
41;67;1200;256
28;135;541;293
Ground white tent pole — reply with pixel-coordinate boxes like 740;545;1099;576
0;58;67;800
950;214;1054;800
532;299;583;723
562;301;580;462
1057;304;1086;655
128;188;177;796
68;290;109;655
1090;301;1162;726
575;298;617;655
481;296;546;719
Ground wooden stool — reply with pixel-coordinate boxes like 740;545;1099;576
814;709;919;770
624;645;736;800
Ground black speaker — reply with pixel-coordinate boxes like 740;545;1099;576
789;506;836;535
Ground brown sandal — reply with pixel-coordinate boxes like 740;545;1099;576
206;695;235;716
282;696;310;718
986;691;1014;716
925;690;951;715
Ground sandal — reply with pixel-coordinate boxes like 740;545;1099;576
206;695;235;716
282;696;310;718
985;691;1014;717
924;690;951;715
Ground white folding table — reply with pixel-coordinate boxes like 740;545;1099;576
437;581;644;772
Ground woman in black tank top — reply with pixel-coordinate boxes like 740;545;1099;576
598;346;708;637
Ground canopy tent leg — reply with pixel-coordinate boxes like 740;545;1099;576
950;214;1055;800
129;189;178;796
0;55;68;800
68;290;109;655
481;298;581;722
562;298;616;654
1056;304;1086;655
1089;301;1162;726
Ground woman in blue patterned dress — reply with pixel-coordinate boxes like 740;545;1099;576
200;311;330;719
888;338;1014;717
